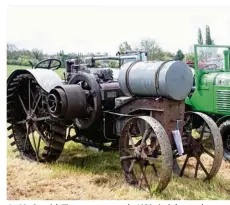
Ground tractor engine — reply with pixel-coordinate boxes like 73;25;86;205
47;64;121;140
46;59;193;143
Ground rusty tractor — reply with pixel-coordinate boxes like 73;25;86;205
7;58;223;193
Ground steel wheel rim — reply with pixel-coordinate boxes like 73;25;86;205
119;116;173;193
173;112;223;180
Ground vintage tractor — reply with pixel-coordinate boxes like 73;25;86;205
186;44;230;161
116;50;148;65
7;57;223;193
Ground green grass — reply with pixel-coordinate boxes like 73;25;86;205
6;65;230;200
7;64;65;78
7;136;230;200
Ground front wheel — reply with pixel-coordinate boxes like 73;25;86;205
219;120;230;162
119;116;173;193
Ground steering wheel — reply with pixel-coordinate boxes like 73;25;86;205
34;58;61;70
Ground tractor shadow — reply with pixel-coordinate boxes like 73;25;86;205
56;142;122;175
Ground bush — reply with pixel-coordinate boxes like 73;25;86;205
21;59;31;66
7;59;21;65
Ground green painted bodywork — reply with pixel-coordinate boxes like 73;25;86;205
185;44;230;116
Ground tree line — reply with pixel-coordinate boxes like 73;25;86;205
7;25;214;68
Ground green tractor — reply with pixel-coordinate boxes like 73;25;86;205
186;44;230;161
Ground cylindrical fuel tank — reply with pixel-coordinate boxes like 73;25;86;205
118;61;193;100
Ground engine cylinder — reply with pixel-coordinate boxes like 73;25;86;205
118;61;193;100
48;84;87;120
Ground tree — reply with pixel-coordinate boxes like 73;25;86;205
118;41;132;53
137;38;164;60
174;49;185;61
198;28;203;45
185;53;195;61
31;48;44;61
205;25;214;45
57;50;67;68
108;60;119;68
7;43;19;60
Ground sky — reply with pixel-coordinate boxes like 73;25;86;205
7;6;230;55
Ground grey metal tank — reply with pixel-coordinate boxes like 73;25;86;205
118;60;193;101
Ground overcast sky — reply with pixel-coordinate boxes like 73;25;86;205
7;6;230;55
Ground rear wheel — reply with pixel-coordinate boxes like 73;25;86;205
7;73;66;162
219;120;230;161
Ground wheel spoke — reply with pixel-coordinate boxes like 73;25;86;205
36;136;41;157
194;160;199;178
136;121;143;136
199;121;206;141
31;130;39;162
141;124;151;144
30;89;35;102
203;148;215;158
17;120;26;124
33;124;47;144
120;148;134;155
151;164;158;177
120;155;136;161
28;79;31;114
23;124;30;151
32;95;42;113
18;95;27;114
128;159;136;172
196;157;209;177
33;116;50;122
180;155;189;176
139;164;151;192
138;172;144;188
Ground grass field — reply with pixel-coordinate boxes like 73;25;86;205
6;65;230;200
7;64;65;78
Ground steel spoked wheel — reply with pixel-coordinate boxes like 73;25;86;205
173;112;223;180
7;73;66;162
119;116;173;193
219;120;230;161
224;133;230;158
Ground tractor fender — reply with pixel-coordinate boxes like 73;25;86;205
216;115;230;127
7;69;63;93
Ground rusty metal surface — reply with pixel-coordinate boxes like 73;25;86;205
114;97;185;145
119;116;173;192
173;111;223;180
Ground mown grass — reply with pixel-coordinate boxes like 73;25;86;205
7;135;230;200
6;65;230;200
